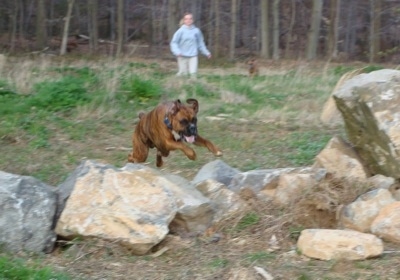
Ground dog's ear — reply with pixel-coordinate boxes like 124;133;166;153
169;99;182;115
186;98;199;114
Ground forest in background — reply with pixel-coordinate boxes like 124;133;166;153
0;0;399;63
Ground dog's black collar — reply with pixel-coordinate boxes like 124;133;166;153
164;115;181;141
164;115;173;130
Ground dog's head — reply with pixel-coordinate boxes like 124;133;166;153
166;99;199;143
247;59;257;70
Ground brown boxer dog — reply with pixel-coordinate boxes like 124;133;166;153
247;58;259;78
128;98;222;167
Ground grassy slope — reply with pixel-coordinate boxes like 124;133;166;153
1;56;398;279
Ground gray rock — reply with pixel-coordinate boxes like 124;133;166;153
192;159;240;186
333;69;400;178
0;171;57;253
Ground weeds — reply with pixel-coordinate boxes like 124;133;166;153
119;74;162;102
0;255;72;280
0;57;392;279
235;212;260;232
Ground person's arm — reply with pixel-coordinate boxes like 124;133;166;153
196;29;211;58
170;30;182;56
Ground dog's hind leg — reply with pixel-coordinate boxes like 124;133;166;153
156;149;170;167
156;151;163;167
128;134;149;163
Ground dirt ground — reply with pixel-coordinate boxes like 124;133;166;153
2;57;400;279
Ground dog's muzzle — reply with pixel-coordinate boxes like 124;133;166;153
183;123;197;143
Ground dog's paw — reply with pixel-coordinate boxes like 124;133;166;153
215;151;223;157
185;149;196;160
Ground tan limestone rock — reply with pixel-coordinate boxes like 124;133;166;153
313;135;370;180
297;229;384;260
339;188;395;232
371;201;400;243
274;173;317;205
56;161;177;255
195;179;249;223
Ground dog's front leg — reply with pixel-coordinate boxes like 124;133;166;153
194;135;223;156
165;140;197;161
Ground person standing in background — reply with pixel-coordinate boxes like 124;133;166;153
170;12;211;78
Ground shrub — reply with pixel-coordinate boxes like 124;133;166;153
119;74;162;101
29;76;90;111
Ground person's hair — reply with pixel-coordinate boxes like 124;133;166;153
179;12;193;26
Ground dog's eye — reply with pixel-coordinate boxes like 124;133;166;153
192;117;197;124
180;119;188;125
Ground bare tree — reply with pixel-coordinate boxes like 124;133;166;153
168;0;179;41
10;1;19;52
260;0;269;58
327;0;341;59
36;0;47;50
213;0;220;58
60;0;75;55
369;0;381;62
116;0;124;56
229;0;237;60
88;0;99;53
284;0;296;58
272;0;280;60
305;0;323;60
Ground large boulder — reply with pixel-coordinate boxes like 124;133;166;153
333;69;400;179
55;160;214;255
320;68;366;125
0;171;57;253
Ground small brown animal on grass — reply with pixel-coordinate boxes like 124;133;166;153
247;58;259;77
128;99;222;167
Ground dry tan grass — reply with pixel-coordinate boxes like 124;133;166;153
40;174;396;280
2;57;400;279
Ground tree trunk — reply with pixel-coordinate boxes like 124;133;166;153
109;0;116;41
116;0;124;56
10;1;18;52
60;0;75;55
229;0;237;60
88;0;99;53
369;0;381;63
36;0;47;50
328;0;341;59
167;0;178;42
305;0;323;60
18;0;25;42
272;0;280;60
284;0;295;58
213;0;220;58
260;0;269;58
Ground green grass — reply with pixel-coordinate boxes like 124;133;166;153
208;257;229;269
0;255;72;280
0;58;345;186
235;212;260;232
243;251;276;264
284;131;332;165
2;57;388;279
